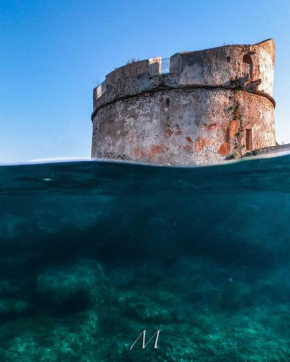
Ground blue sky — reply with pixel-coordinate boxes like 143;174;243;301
0;0;289;163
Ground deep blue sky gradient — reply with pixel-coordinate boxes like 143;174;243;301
0;0;289;162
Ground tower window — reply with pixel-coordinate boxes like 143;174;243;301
243;54;253;79
243;54;252;65
227;56;231;63
246;129;253;150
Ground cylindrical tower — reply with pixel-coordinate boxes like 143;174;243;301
91;39;276;165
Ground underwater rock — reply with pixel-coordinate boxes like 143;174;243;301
34;260;105;315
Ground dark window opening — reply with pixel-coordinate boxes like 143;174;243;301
227;56;231;63
166;98;170;105
243;54;252;65
246;129;253;150
243;54;253;79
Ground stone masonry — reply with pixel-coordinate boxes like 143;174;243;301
91;39;276;165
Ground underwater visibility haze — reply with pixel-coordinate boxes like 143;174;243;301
1;156;290;361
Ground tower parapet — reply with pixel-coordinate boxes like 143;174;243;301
91;39;276;165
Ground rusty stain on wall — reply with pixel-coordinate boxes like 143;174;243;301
218;142;231;156
150;145;164;156
229;120;240;139
186;136;193;143
195;138;209;152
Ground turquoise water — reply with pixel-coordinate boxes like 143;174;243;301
1;156;290;361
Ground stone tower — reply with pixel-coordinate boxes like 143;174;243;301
91;39;276;165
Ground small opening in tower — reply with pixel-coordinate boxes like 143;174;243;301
166;98;170;105
243;54;252;65
246;129;253;150
227;56;231;63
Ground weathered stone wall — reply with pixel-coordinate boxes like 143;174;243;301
91;39;276;165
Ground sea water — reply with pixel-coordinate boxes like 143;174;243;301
0;156;290;361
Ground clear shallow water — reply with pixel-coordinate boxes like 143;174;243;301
1;157;290;361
